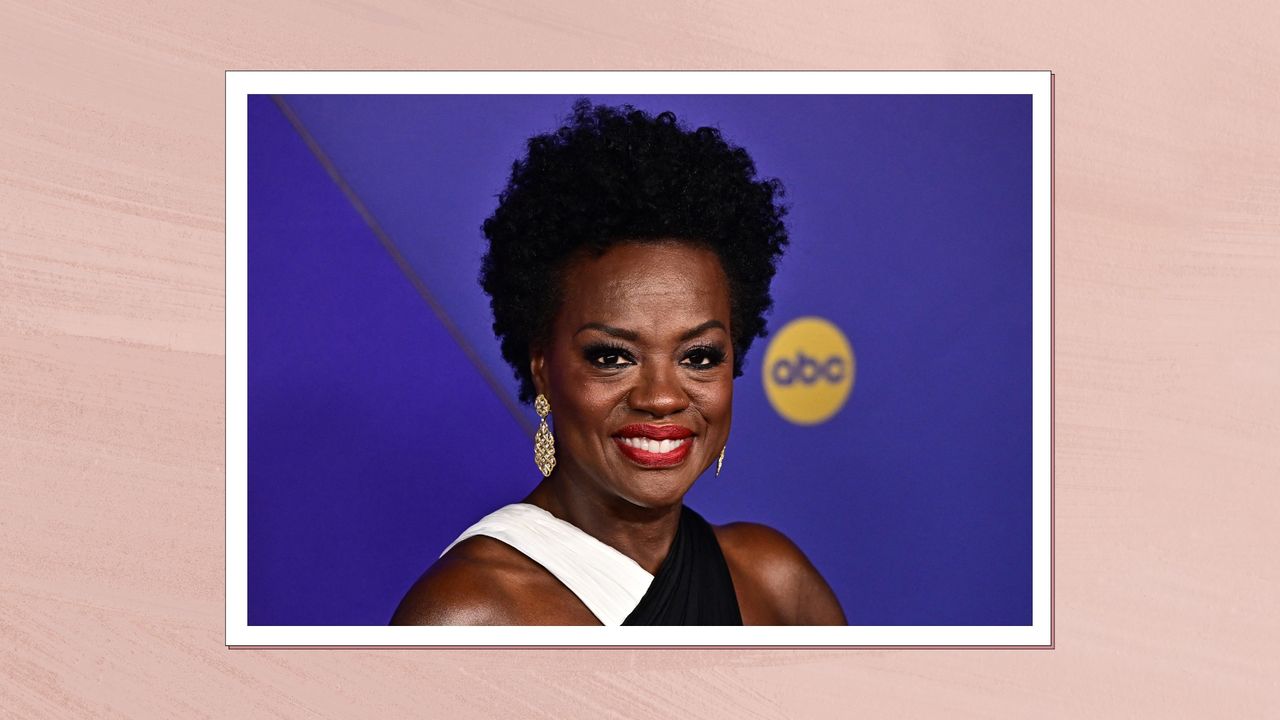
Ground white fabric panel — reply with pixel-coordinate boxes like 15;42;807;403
440;503;654;626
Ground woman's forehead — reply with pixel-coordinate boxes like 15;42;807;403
555;241;731;330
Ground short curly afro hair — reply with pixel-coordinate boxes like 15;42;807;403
480;99;790;404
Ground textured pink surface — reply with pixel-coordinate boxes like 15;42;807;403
2;1;1278;716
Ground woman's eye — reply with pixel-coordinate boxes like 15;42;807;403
682;348;725;368
584;346;635;368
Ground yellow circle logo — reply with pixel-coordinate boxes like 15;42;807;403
762;316;856;425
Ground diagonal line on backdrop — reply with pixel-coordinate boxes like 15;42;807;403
270;95;535;439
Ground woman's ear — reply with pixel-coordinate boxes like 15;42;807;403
529;346;548;398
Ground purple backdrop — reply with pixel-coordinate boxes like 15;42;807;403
247;93;1033;625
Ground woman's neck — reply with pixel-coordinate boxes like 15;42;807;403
522;471;681;575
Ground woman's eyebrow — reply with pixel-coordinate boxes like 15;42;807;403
573;319;725;342
574;322;639;341
678;319;726;342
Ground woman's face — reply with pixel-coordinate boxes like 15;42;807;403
531;239;734;511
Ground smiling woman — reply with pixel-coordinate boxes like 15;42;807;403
390;100;845;626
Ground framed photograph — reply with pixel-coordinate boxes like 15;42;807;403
226;71;1052;646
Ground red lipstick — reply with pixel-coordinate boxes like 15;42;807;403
612;424;695;468
615;424;694;440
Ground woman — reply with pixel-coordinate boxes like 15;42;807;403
392;100;845;626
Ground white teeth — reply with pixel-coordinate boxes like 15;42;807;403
620;437;688;453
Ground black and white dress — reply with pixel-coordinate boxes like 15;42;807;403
440;503;743;625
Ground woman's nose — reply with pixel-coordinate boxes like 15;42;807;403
628;362;690;417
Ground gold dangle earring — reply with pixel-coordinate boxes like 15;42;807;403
533;393;556;477
716;444;726;477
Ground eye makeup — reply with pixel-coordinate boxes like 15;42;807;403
680;343;727;369
581;342;637;368
580;340;728;369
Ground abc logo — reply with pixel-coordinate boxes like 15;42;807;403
762;317;855;425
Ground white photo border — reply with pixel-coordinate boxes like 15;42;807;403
226;70;1053;647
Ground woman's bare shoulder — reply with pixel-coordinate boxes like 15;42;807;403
389;536;597;626
713;521;847;626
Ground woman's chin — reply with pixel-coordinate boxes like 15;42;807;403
610;468;700;511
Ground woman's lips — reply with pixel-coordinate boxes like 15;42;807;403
612;424;695;468
612;436;693;467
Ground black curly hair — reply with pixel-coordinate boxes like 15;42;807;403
480;99;790;404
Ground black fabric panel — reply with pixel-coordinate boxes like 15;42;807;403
623;506;743;626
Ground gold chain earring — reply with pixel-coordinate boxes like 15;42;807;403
716;444;726;477
533;393;556;477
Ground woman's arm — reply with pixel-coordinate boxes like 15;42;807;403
389;536;600;626
715;522;847;626
390;545;520;625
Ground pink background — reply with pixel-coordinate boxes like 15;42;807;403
3;1;1277;716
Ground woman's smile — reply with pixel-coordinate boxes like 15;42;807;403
612;423;696;467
